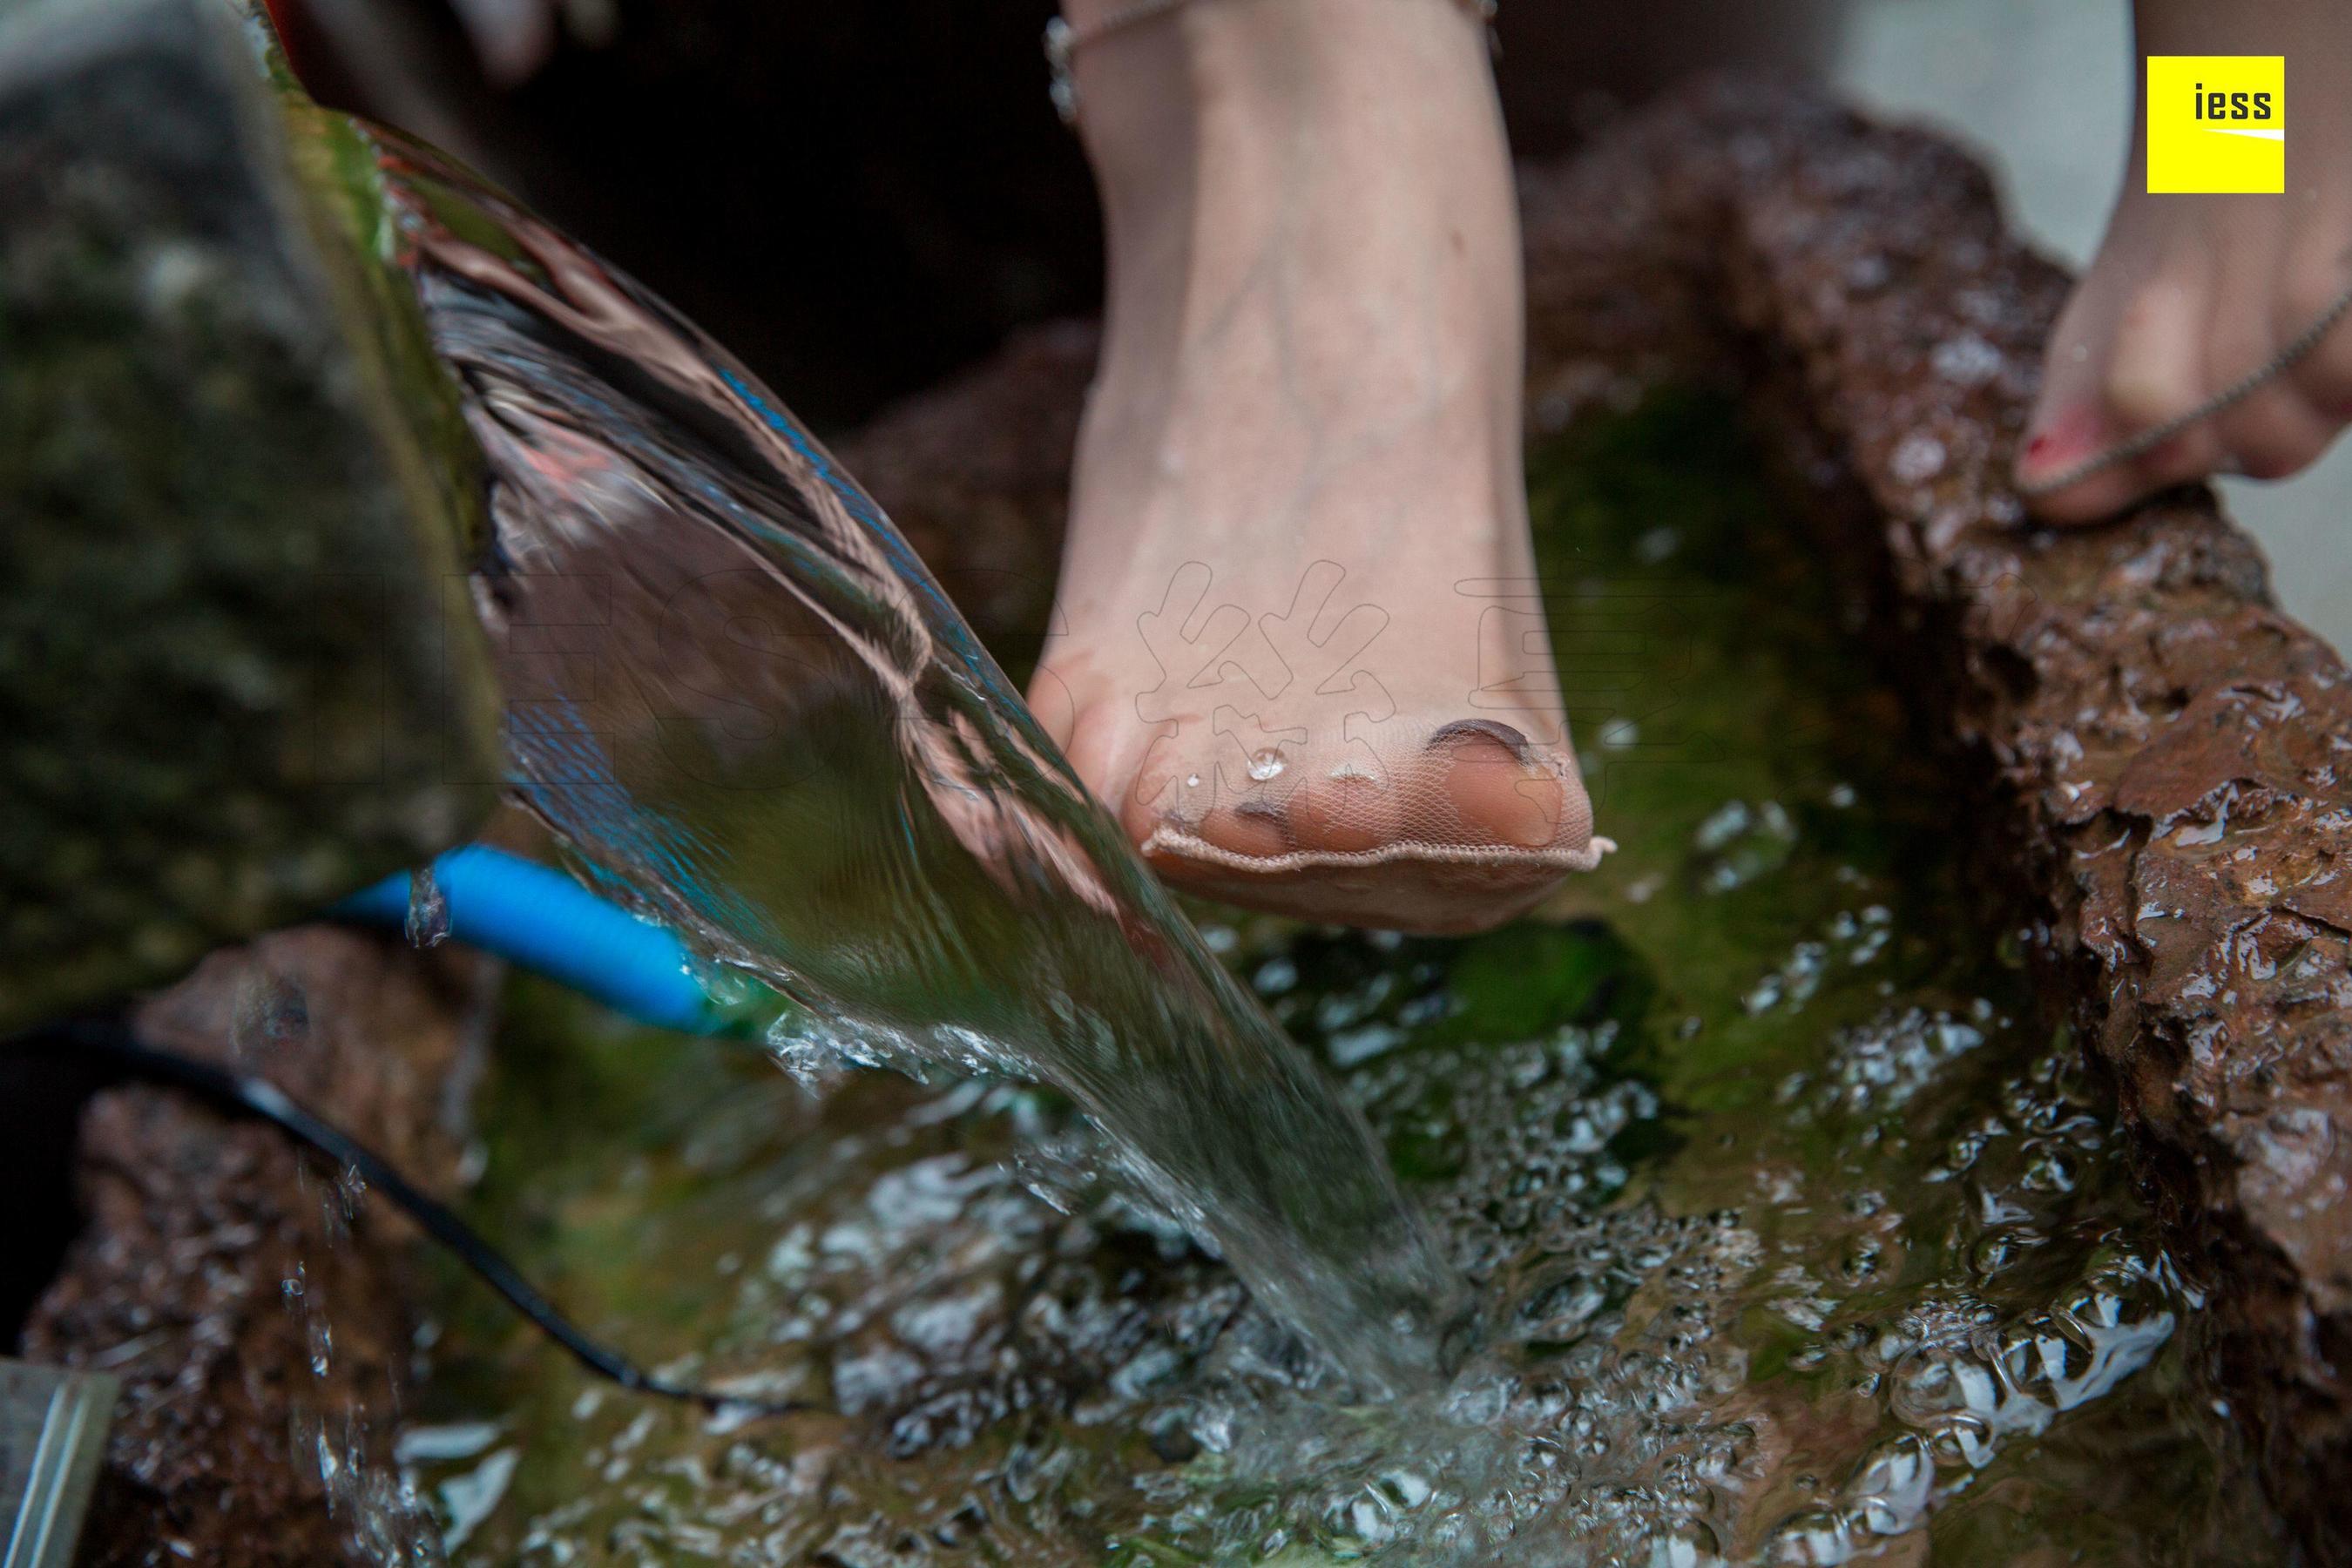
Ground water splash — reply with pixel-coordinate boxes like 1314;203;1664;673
362;136;1458;1389
399;395;2285;1565
406;862;452;948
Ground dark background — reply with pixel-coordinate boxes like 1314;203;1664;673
281;0;1843;428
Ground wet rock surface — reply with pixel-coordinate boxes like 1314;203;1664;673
23;929;495;1566
1517;82;2352;1560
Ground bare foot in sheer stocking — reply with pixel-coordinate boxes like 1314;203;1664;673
1031;0;1604;935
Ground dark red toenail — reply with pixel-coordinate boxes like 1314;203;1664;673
2018;405;2102;477
1427;719;1532;760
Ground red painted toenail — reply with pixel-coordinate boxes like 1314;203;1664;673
2020;404;2104;477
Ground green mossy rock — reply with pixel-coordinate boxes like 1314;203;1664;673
0;0;499;1030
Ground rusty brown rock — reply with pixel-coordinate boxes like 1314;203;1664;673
23;929;494;1567
1521;82;2352;1563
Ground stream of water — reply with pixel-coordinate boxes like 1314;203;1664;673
372;138;1460;1395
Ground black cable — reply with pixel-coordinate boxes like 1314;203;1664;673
16;1018;805;1420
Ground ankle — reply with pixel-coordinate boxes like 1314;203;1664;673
1066;0;1515;401
1063;0;1497;188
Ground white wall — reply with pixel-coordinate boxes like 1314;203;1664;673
1831;0;2352;652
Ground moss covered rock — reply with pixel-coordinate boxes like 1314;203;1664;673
0;0;499;1029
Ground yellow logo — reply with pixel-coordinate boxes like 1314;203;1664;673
2146;55;2284;193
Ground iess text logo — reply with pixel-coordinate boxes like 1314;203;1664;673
2146;55;2284;193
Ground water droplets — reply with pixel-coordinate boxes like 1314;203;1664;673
432;1447;519;1554
384;393;2254;1565
404;863;451;948
1692;799;1796;892
762;1011;897;1089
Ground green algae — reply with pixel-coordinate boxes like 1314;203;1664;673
394;395;2283;1565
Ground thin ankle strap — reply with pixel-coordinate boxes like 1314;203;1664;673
1045;0;1500;124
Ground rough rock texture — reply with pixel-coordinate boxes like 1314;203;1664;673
22;929;495;1567
1570;84;2352;1564
0;0;499;1032
857;82;2352;1562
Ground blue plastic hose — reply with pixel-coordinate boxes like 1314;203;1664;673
332;846;733;1035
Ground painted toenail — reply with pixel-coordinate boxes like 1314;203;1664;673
2019;409;2096;477
1287;767;1396;855
1187;798;1288;860
1426;718;1533;760
1426;723;1564;849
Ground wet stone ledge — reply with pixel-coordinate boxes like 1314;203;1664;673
24;929;495;1567
1518;81;2352;1563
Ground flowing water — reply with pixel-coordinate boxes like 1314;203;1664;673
372;139;1461;1394
391;387;2288;1564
